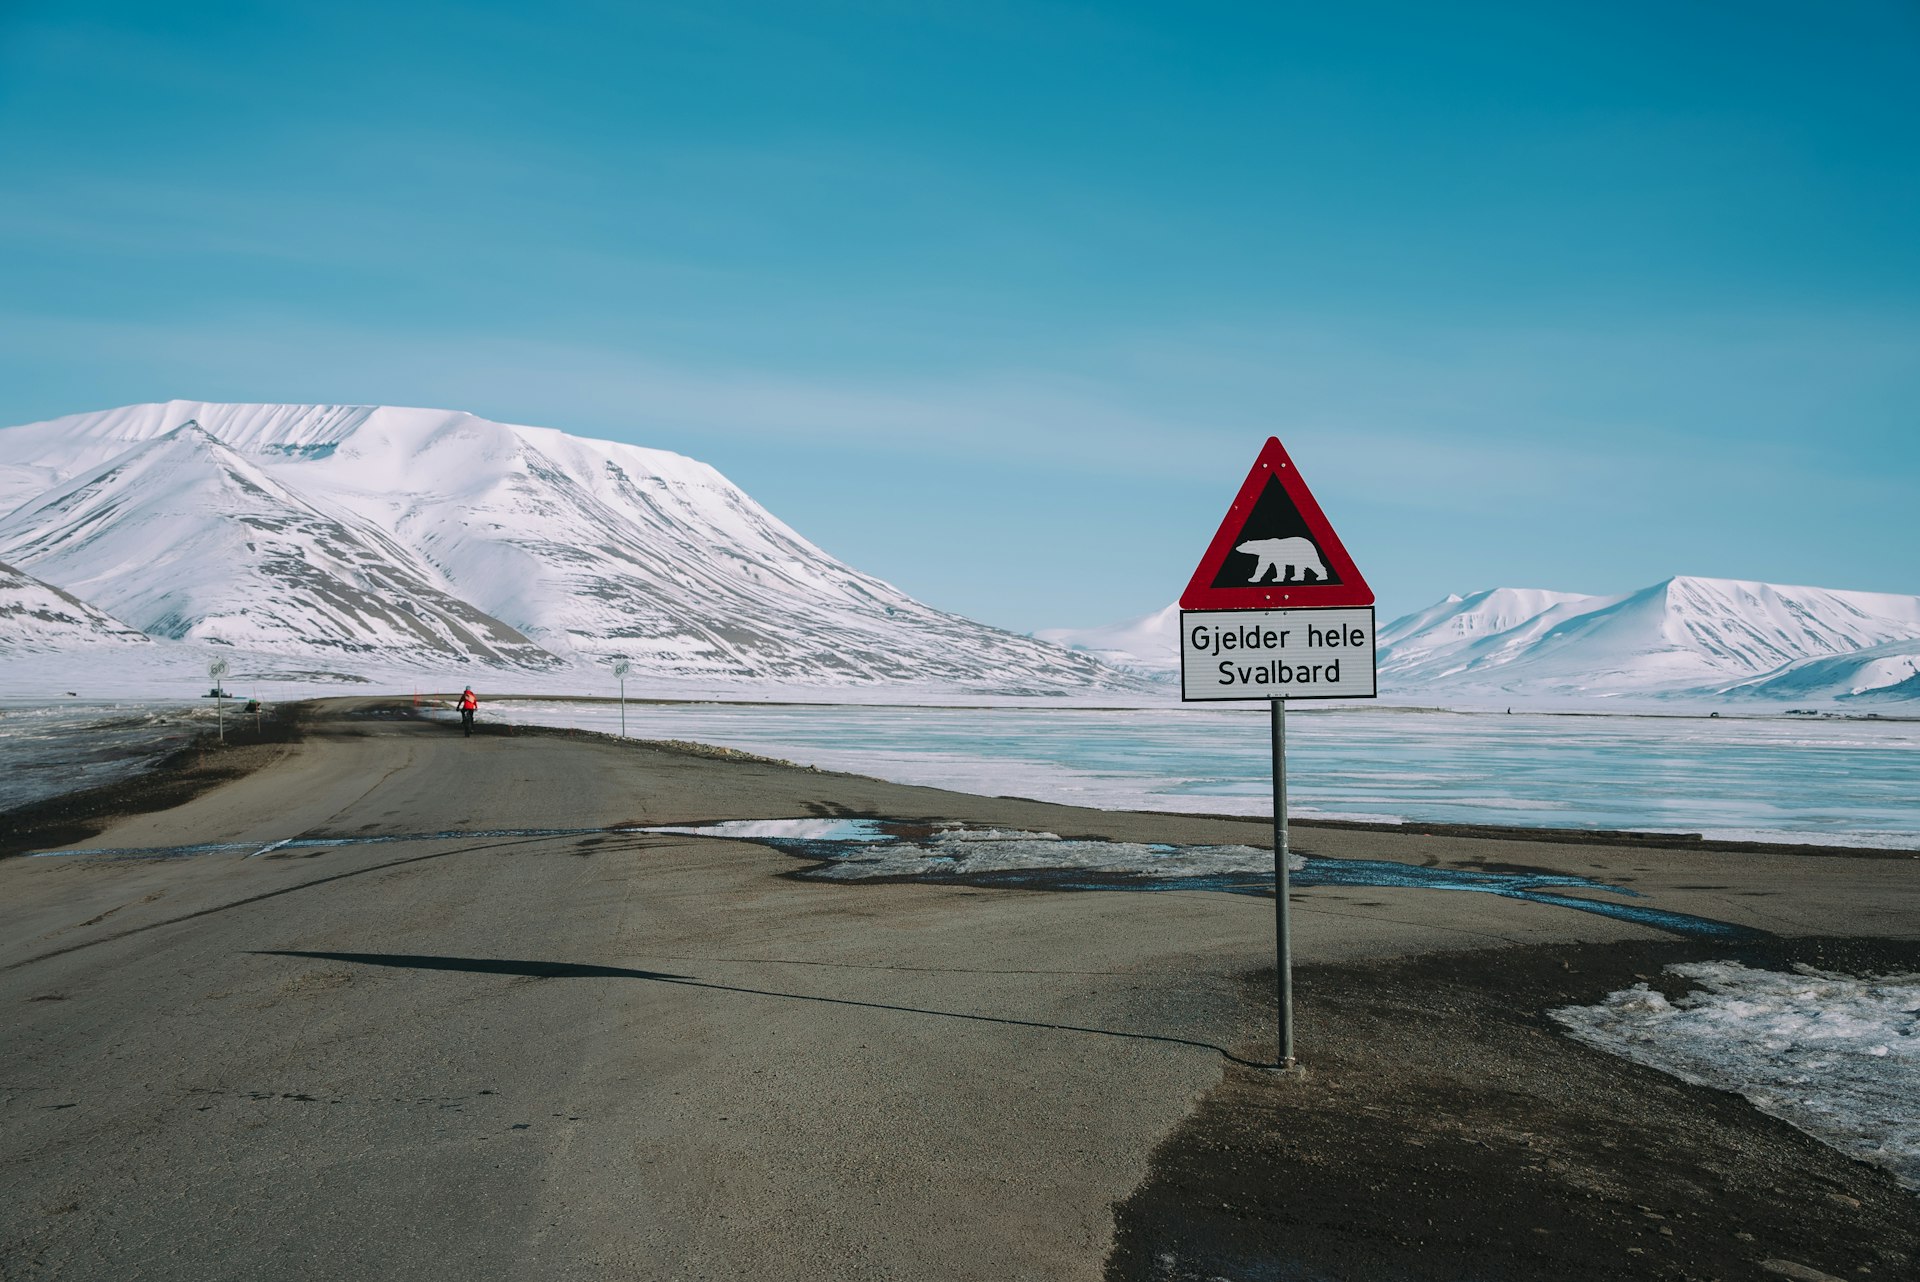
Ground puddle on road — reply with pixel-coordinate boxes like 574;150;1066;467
648;818;1762;941
643;817;1302;881
31;816;1760;941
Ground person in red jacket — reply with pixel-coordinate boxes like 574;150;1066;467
459;687;477;737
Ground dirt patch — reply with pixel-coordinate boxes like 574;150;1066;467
1107;936;1920;1282
0;703;310;860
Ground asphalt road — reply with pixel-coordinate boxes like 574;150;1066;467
3;702;1915;1280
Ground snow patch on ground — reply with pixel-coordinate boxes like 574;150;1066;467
1552;962;1920;1189
643;818;896;844
644;817;1301;880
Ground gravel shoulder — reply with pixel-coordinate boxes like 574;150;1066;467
1108;936;1920;1282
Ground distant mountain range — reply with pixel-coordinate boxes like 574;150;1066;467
7;402;1913;707
0;401;1138;696
1040;578;1920;706
1380;579;1920;704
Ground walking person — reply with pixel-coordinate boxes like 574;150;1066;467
459;686;477;737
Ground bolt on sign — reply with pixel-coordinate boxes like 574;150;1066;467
1179;436;1377;701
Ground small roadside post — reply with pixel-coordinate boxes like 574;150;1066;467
612;658;631;737
209;658;230;743
1178;437;1377;1070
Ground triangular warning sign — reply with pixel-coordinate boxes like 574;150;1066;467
1180;437;1373;609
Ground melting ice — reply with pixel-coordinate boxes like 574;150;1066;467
1552;962;1920;1188
642;817;1304;880
643;818;1755;939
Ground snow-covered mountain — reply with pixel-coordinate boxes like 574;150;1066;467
1371;588;1595;678
1377;577;1920;704
0;558;150;653
1043;578;1920;706
0;422;559;669
1035;604;1179;675
1719;639;1920;704
0;401;1136;695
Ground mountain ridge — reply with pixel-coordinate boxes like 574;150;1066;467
0;401;1141;695
0;419;562;668
1042;577;1920;705
1381;576;1920;700
0;558;151;653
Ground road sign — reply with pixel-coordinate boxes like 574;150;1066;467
1176;437;1378;1072
1180;607;1377;701
1179;438;1378;700
208;658;230;741
1179;436;1373;611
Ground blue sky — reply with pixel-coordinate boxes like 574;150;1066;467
2;0;1915;631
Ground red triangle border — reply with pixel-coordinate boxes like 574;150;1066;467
1180;437;1374;609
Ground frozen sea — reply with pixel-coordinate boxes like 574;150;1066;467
5;697;1916;850
496;702;1920;850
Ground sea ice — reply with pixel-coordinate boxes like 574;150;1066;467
497;701;1920;849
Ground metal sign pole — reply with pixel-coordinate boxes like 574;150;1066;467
1272;695;1294;1069
210;658;229;744
613;658;631;738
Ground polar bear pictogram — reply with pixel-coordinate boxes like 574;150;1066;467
1237;536;1327;584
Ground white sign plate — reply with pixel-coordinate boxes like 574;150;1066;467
1180;608;1377;702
